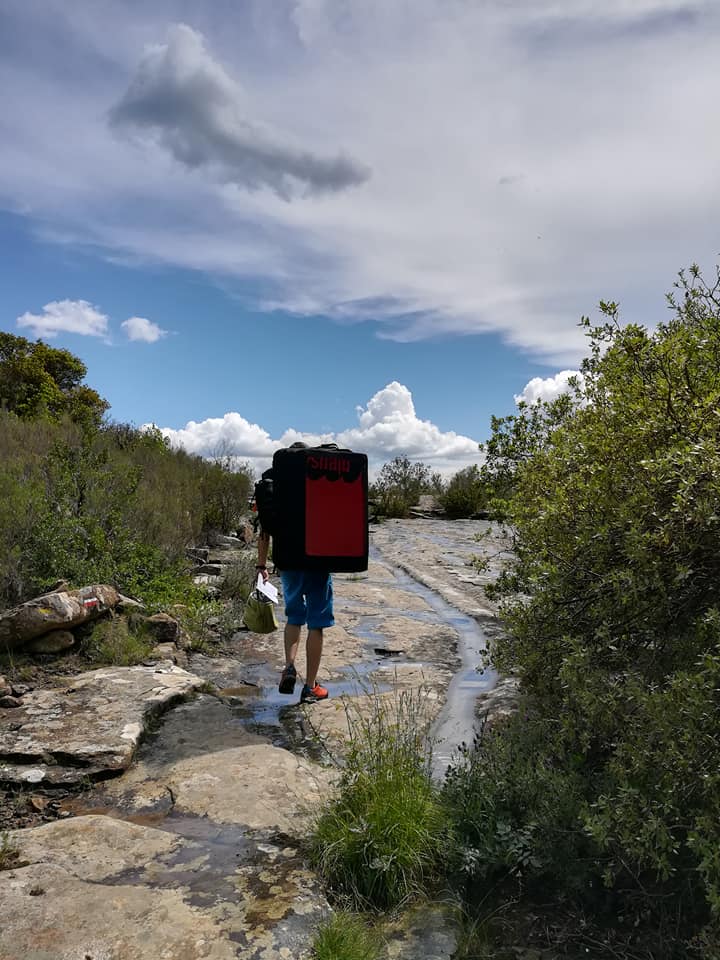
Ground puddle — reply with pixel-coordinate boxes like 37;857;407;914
221;658;392;763
373;550;498;780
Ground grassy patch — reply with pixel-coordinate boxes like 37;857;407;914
312;912;382;960
0;832;21;871
82;615;155;666
310;688;450;911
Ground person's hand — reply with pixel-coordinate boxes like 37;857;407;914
256;565;269;582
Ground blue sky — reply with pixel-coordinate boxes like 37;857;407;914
1;1;719;475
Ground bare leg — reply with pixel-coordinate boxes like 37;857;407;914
305;628;324;688
284;623;301;666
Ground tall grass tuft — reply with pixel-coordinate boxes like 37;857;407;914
312;911;382;960
310;687;450;910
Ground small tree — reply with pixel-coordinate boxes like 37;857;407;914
0;333;108;425
371;455;433;517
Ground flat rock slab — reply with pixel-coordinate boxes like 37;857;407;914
0;663;207;786
1;815;326;960
165;743;333;834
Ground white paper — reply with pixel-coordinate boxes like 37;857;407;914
256;574;279;604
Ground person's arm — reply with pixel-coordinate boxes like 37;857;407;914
256;530;270;582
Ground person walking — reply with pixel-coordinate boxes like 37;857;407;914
256;444;333;704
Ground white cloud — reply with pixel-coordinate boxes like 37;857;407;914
121;315;169;343
2;3;720;362
338;382;480;463
108;23;370;200
153;381;482;476
16;300;109;339
514;370;584;406
156;411;278;460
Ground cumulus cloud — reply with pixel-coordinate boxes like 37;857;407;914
108;23;370;200
153;382;482;476
514;370;584;405
156;411;278;460
121;315;169;343
338;382;480;462
16;300;109;339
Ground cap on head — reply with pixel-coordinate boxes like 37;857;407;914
289;441;309;449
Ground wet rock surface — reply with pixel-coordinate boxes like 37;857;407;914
0;663;207;786
1;519;512;959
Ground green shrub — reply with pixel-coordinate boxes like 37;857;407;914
471;264;720;947
443;709;590;890
439;465;486;519
313;912;382;960
0;409;254;609
311;690;450;910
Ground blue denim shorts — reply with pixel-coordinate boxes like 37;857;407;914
281;570;334;629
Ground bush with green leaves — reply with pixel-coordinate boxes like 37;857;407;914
311;689;450;910
439;465;486;519
443;711;591;892
471;264;720;947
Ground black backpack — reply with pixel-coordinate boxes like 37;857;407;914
254;468;277;535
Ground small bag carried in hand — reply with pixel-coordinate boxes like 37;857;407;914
243;584;279;634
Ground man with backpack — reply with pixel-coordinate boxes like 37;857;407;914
256;443;332;704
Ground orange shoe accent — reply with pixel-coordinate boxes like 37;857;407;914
301;683;329;703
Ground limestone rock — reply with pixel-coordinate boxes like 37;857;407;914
145;612;180;643
0;862;237;960
1;814;326;960
193;574;221;588
0;664;206;786
116;593;145;612
149;643;188;668
0;584;119;652
0;696;21;708
0;675;10;698
186;546;210;563
165;743;334;837
27;629;75;655
210;534;243;550
196;563;224;576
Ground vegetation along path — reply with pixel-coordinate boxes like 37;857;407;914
1;518;510;960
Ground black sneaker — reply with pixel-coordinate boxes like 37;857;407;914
278;664;297;694
300;682;329;703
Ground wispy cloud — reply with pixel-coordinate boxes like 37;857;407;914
16;300;109;339
109;23;371;200
121;315;169;343
2;2;720;362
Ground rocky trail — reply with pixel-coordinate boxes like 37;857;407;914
0;520;515;960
